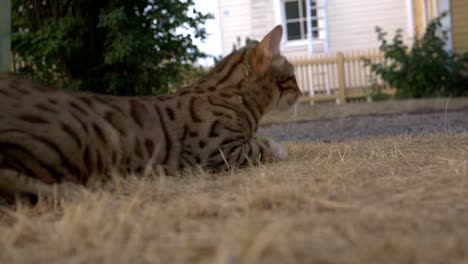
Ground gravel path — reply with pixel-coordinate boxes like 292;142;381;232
258;110;468;142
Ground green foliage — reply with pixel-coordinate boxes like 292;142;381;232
12;0;212;95
365;78;391;101
364;14;468;98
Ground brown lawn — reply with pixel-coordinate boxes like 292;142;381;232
1;130;467;263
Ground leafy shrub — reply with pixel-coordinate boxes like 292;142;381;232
365;77;391;101
12;0;212;95
364;14;468;98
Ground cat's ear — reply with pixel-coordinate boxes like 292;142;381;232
259;25;283;57
250;25;283;73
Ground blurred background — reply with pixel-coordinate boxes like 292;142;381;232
1;0;467;101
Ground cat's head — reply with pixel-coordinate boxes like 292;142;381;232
248;25;302;109
205;25;301;111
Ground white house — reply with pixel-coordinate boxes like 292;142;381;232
217;0;467;58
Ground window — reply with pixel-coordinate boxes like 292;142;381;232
283;0;319;41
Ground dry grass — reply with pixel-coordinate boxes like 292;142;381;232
262;97;468;124
1;132;467;264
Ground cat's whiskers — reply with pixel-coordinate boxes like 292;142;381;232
293;100;299;117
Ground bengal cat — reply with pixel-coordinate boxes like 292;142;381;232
0;25;301;200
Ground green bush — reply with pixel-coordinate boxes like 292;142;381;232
365;78;391;101
364;14;468;98
12;0;212;95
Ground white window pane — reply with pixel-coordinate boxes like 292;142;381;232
311;3;317;16
286;22;302;40
301;0;306;17
285;2;300;19
310;0;319;38
283;0;323;41
311;18;318;30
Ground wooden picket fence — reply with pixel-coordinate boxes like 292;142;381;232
290;49;395;103
11;50;395;104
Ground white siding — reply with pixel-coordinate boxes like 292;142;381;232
451;0;468;52
327;0;411;52
282;42;326;58
218;0;252;55
217;0;413;56
252;0;277;41
218;0;281;55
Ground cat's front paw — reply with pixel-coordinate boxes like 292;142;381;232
267;138;288;161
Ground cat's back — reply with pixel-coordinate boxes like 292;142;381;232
0;72;58;111
0;73;121;183
0;73;121;127
0;73;95;137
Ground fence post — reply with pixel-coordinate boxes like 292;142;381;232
336;52;346;104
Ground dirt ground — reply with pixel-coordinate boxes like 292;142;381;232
259;110;468;142
261;97;468;125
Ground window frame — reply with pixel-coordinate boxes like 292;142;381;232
281;0;321;44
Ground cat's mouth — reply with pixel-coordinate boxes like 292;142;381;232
276;76;301;109
276;92;300;110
